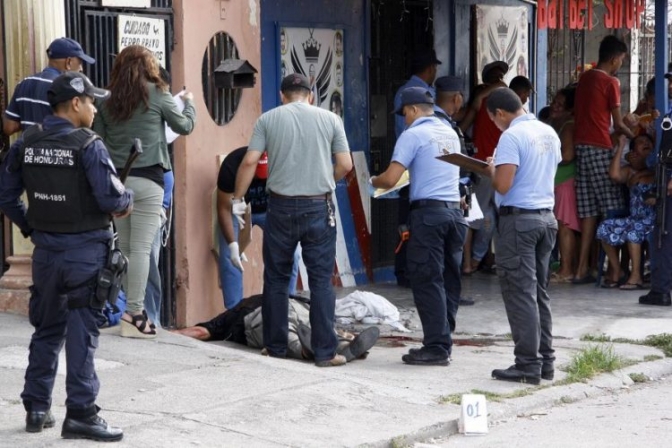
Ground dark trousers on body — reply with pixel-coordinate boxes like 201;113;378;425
22;241;107;417
262;196;338;362
650;194;672;294
406;206;467;357
495;211;557;374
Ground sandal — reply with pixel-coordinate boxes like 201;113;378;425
600;280;620;289
120;312;157;339
142;310;157;330
619;282;645;290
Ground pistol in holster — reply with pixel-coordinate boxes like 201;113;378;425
93;242;128;311
395;224;410;254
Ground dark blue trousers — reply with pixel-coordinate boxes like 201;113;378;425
406;207;467;357
262;197;338;362
21;241;107;416
650;194;672;294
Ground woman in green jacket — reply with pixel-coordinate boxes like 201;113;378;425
94;45;196;338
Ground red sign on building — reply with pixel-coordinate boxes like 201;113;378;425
537;0;646;30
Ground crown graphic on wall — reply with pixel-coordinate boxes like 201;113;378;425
496;16;509;37
303;29;321;63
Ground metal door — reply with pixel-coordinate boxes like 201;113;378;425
64;0;177;327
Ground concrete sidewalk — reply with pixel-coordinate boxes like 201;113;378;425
1;273;671;447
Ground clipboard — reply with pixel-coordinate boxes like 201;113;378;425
436;153;491;176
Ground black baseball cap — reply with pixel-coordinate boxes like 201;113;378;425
393;87;434;116
411;49;442;73
46;38;95;65
281;73;310;92
47;71;109;107
482;61;509;81
435;76;463;93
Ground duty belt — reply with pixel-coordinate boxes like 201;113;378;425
409;200;461;211
499;206;551;216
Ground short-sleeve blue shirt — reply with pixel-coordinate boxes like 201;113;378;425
391;116;461;202
5;67;61;130
493;114;562;209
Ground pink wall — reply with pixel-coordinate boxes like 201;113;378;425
172;0;262;326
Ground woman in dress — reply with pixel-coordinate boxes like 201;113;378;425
596;134;656;290
549;86;580;283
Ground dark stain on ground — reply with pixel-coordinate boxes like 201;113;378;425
377;336;496;348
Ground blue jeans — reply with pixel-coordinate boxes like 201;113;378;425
406;207;467;357
218;212;299;310
262;196;338;362
143;226;162;327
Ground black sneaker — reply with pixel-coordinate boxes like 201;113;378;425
492;365;541;385
402;348;449;366
26;410;55;433
639;291;672;306
459;297;475;306
61;415;123;442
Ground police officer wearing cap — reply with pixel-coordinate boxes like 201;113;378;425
3;37;95;136
0;72;132;441
216;146;299;310
484;87;561;385
392;48;442;288
435;76;477;309
434;76;466;155
371;86;467;366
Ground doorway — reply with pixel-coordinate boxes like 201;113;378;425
368;0;435;271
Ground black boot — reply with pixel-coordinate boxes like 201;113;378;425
26;410;55;433
639;291;671;306
61;414;123;442
492;365;541;385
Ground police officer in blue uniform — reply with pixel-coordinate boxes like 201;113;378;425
0;72;133;442
371;87;467;366
434;76;477;308
434;76;466;155
484;88;561;385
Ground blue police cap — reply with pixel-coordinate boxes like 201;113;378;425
393;87;435;116
435;76;463;93
46;38;96;65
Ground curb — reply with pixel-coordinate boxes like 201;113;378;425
363;357;672;447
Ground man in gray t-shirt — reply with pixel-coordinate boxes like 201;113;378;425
233;73;352;367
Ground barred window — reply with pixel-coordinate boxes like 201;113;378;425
202;32;242;126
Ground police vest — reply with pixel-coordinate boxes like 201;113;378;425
19;125;111;233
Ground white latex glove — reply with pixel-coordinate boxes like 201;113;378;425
229;242;244;272
231;198;247;229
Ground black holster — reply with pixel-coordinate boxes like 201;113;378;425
94;240;128;311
